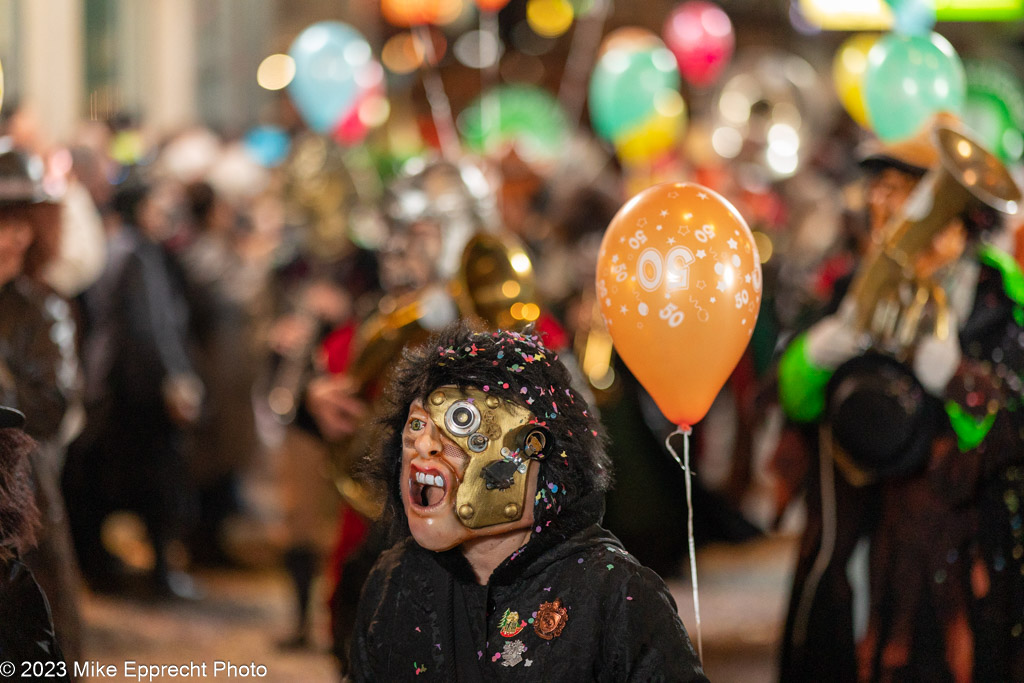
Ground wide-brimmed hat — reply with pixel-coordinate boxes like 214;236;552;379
0;405;26;429
826;352;939;481
857;112;960;178
0;138;59;207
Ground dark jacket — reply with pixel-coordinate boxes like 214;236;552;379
351;494;707;682
0;557;68;681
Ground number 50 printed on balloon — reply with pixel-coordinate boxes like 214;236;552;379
596;182;762;426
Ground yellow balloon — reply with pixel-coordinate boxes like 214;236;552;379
832;33;879;128
614;90;687;165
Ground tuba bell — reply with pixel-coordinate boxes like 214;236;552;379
848;123;1021;356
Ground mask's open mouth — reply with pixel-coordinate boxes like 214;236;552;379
408;464;449;511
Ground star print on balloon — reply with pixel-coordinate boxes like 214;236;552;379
596;182;762;427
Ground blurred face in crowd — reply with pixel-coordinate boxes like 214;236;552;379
138;182;182;242
866;167;919;243
0;211;34;286
400;398;536;552
379;220;443;293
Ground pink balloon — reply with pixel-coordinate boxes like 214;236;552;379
663;1;734;88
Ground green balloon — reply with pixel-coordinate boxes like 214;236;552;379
963;60;1024;162
588;45;681;144
863;32;965;142
458;84;570;162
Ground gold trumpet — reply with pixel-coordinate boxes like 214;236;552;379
329;231;542;518
849;123;1021;356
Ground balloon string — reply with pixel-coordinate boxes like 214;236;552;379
414;24;460;161
665;425;702;663
557;0;613;127
480;10;503;209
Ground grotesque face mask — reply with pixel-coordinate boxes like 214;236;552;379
401;386;552;551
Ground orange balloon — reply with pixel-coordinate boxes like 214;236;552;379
595;182;761;427
381;0;442;27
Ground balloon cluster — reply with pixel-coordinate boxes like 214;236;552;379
832;1;966;142
588;29;686;166
287;22;386;145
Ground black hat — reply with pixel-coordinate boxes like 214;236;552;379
826;352;939;480
0;405;26;429
0;138;58;207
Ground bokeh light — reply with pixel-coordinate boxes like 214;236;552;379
382;33;424;74
526;0;575;38
256;53;296;90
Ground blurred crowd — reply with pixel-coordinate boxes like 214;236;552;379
1;59;1023;681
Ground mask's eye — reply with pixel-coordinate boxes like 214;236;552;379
445;400;481;436
408;417;425;432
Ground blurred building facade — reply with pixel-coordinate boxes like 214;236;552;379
0;0;380;141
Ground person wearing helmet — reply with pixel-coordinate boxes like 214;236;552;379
349;323;707;681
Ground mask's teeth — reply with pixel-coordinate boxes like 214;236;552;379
435;475;445;489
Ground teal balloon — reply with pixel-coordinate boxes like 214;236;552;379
886;0;936;37
459;84;570;162
963;60;1024;163
588;45;681;143
288;22;372;134
863;32;965;142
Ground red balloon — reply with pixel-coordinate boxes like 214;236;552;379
663;1;734;88
474;0;511;10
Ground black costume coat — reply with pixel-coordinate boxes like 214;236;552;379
351;494;707;682
0;557;68;681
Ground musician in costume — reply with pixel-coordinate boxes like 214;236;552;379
778;119;1024;681
349;322;707;681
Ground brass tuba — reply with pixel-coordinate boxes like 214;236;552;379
828;122;1021;482
848;123;1022;357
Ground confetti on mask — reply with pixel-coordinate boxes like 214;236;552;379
478;651;483;659
607;564;614;570
626;596;633;601
578;558;584;564
543;586;551;591
415;627;421;632
548;483;559;493
492;653;502;662
535;526;542;533
414;662;427;675
525;660;533;667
